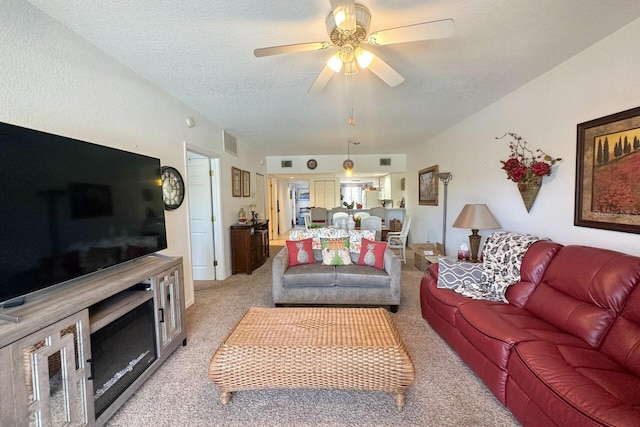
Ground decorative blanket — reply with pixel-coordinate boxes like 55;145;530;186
453;231;543;302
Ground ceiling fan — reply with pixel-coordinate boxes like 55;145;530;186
254;0;454;94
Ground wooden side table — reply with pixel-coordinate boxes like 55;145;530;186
230;220;269;274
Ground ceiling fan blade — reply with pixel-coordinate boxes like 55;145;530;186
330;0;356;32
368;19;454;46
308;64;335;94
254;42;330;58
367;54;405;87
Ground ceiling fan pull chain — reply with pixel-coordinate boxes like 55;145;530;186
345;73;356;126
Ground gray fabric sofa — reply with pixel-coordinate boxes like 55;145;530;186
272;246;402;312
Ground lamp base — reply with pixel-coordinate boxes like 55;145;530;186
468;229;481;263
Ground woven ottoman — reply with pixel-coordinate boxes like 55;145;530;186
209;307;415;410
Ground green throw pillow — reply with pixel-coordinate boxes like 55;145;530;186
320;237;352;266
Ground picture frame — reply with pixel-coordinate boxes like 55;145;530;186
298;189;310;201
231;167;241;197
418;165;439;206
575;106;640;234
242;170;250;197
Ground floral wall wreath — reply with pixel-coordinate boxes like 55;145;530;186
496;133;562;212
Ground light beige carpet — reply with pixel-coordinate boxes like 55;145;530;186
105;246;519;426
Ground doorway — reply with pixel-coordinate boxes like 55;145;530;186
186;149;223;280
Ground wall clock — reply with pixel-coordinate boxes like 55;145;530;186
307;159;317;170
161;166;185;210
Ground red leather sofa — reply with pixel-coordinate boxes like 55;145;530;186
420;241;640;426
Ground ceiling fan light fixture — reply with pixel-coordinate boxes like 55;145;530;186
327;54;343;72
326;4;371;44
344;59;358;75
355;48;373;69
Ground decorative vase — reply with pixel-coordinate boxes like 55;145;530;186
517;176;542;212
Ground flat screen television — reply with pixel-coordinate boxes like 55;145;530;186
0;121;167;307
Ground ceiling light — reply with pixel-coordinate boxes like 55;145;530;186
344;59;358;75
355;48;373;69
327;54;343;72
343;140;359;176
325;5;372;77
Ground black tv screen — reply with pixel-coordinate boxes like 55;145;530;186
0;122;167;306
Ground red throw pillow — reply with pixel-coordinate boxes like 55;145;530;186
286;238;314;266
357;238;387;270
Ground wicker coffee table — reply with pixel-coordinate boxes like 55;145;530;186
209;307;415;410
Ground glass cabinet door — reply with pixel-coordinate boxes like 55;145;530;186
155;268;182;353
11;310;94;426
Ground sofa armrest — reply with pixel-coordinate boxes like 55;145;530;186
272;247;289;302
383;248;402;301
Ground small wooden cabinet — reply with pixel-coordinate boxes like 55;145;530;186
231;220;269;275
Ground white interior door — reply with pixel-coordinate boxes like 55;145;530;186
256;173;266;220
188;157;216;280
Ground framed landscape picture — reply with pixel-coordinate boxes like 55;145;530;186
575;106;640;234
231;167;241;197
418;165;439;206
242;170;250;197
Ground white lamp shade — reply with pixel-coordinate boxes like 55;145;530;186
452;204;500;230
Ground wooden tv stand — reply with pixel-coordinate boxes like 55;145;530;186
0;255;186;426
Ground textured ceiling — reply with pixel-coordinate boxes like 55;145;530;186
26;0;640;156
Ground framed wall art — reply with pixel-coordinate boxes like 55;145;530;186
242;170;250;197
231;167;241;197
418;165;439;206
575;106;640;234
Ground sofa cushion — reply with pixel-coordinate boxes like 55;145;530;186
421;277;473;327
525;245;640;347
456;302;591;372
282;263;336;288
320;237;352;266
285;238;314;266
335;264;390;288
357;238;386;269
509;340;640;426
600;284;640;376
436;257;483;290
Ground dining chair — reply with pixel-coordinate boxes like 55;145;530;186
302;212;312;229
310;207;328;225
360;215;382;241
332;212;349;227
387;215;412;263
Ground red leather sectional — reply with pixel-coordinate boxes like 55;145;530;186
420;241;640;426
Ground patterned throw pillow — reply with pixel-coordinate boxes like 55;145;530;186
357;238;387;270
320;237;352;266
285;238;314;266
436;257;484;290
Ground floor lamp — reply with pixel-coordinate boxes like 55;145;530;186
438;172;452;254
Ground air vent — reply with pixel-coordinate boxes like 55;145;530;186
223;131;238;156
379;158;391;166
281;160;293;168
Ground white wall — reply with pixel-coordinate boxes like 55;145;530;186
266;154;406;175
406;17;640;257
1;1;267;304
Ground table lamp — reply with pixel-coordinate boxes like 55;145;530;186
452;204;500;262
